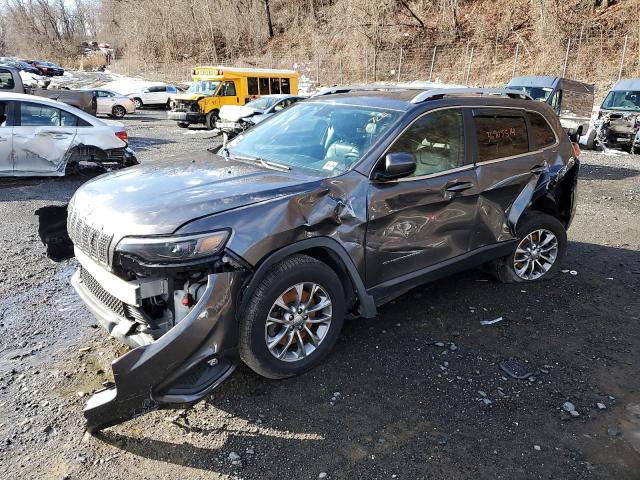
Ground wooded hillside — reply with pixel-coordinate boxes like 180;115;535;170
0;0;638;90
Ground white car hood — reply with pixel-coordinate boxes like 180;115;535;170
219;105;262;122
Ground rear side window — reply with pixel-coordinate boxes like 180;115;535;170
281;78;291;94
528;112;556;148
248;77;258;95
473;112;528;162
270;78;280;94
0;70;15;90
20;102;79;127
258;78;269;95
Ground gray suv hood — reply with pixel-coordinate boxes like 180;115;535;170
70;151;318;240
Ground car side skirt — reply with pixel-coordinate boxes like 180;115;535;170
368;240;518;306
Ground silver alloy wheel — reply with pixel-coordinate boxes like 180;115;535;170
265;282;332;362
513;228;559;280
112;105;126;118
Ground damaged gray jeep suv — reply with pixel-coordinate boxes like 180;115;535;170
66;87;580;432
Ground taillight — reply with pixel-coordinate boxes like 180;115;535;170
115;131;128;144
571;142;581;158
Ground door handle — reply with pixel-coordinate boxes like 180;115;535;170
444;181;473;192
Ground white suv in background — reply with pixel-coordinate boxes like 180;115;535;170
127;84;178;109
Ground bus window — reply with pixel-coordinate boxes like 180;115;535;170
259;78;270;95
281;78;291;94
270;78;280;94
248;77;258;96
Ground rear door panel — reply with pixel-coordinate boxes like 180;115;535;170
12;101;77;174
470;108;548;248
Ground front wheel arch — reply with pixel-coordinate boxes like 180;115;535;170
237;238;376;320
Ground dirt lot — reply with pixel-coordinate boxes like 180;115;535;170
0;110;638;480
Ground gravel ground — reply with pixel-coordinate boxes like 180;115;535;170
0;110;638;480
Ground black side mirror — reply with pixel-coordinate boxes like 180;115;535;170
374;152;416;181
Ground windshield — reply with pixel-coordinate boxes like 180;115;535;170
510;86;554;102
226;102;402;177
602;90;640;111
187;80;219;95
246;97;278;111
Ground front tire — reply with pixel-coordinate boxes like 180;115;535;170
176;122;189;129
495;212;567;283
205;111;218;130
239;255;346;379
133;98;143;109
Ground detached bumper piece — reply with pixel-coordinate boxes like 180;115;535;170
73;271;240;433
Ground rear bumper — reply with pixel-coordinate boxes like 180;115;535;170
72;268;242;433
168;111;204;124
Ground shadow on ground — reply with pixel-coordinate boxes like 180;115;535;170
94;241;640;479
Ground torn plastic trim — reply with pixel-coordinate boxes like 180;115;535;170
79;270;241;433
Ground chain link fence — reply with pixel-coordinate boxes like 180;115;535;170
109;33;640;99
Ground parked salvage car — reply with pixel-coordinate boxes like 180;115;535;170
0;66;97;115
0;60;42;75
0;93;137;176
127;84;178;109
507;76;594;141
586;78;640;151
27;60;64;76
216;94;304;137
86;89;136;118
57;87;579;432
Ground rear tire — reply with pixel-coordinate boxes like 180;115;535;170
239;255;346;379
133;98;143;109
494;212;567;283
177;122;189;129
112;105;126;118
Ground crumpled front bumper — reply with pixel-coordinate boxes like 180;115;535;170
72;270;242;433
167;111;204;124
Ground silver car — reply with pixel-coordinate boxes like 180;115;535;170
88;89;136;118
0;92;137;176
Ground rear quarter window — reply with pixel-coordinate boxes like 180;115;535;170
528;112;557;148
473;112;528;162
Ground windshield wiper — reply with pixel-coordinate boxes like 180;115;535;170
229;153;291;172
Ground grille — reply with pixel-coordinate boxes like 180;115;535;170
67;209;112;264
80;267;126;318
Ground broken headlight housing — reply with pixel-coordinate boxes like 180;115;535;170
115;231;229;264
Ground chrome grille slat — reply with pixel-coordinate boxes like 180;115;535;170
67;208;112;265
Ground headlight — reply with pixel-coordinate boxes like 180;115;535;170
115;231;229;263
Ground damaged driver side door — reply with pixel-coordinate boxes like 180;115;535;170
12;101;77;175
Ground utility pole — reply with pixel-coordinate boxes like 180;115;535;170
618;34;628;81
562;38;571;77
428;46;436;82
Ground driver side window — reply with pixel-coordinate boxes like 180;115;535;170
388;109;465;177
219;81;236;97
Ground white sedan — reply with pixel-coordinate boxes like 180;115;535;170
87;89;136;118
0;92;137;176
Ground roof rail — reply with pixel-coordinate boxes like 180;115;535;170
410;88;532;104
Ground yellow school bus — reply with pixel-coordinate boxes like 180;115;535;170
168;66;299;129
